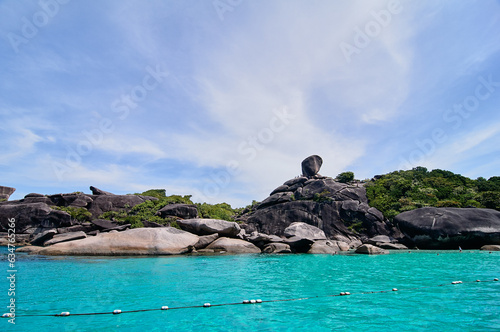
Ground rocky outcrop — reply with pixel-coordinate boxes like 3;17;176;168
177;219;241;237
284;222;327;240
87;194;156;218
355;244;389;255
38;227;199;256
0;203;72;234
480;244;500;251
239;156;397;243
157;204;198;219
205;237;261;254
43;231;87;246
0;186;16;201
394;207;500;249
307;240;338;254
262;243;291;253
90;186;114;195
301;155;323;177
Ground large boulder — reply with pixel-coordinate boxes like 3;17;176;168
177;219;241;237
355;244;389;255
38;227;199;255
394;207;500;249
87;194;156;218
301;155;323;177
90;186;114;195
480;245;500;251
43;231;87;246
48;193;93;208
284;222;326;240
0;186;16;200
205;237;261;254
262;243;292;253
0;203;72;234
157;204;198;219
307;240;338;254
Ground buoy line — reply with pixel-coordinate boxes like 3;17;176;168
3;278;498;319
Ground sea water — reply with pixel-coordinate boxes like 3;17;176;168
0;248;498;331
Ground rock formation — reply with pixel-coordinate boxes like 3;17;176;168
239;156;399;245
0;186;16;201
394;207;500;249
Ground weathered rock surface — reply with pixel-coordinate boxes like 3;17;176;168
0;203;72;234
206;237;261;254
30;229;57;246
307;240;338;254
262;242;291;253
157;204;198;219
284;222;326;240
194;233;219;249
87;194;156;218
480;244;500;251
177;219;241;237
0;186;15;201
48;193;93;208
395;207;500;249
38;227;199;256
90;186;114;195
301;155;323;177
355;244;389;255
43;231;87;246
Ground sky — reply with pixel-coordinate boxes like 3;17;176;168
1;0;499;207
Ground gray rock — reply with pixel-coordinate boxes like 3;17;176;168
395;207;500;249
262;243;291;253
48;193;93;208
157;204;198;219
307;240;338;254
378;242;408;250
0;203;72;233
91;219;119;230
38;227;199;255
0;186;15;201
270;185;290;196
30;229;57;246
284;222;326;240
16;246;43;254
57;225;95;234
87;194;157;218
194;233;219;249
283;236;315;253
43;231;87;246
206;237;261;254
480;244;500;251
89;186;115;195
301;155;323;177
365;235;392;245
355;244;389;255
142;220;165;228
177;219;241;237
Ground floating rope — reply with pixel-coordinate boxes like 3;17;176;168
4;278;498;319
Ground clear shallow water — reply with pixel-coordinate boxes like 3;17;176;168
0;248;499;332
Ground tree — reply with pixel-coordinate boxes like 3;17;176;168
336;171;354;183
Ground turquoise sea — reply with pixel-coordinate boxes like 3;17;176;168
0;248;499;331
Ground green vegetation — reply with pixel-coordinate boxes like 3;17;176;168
365;167;500;220
336;171;355;183
196;202;238;221
53;206;92;222
313;189;333;203
100;190;241;228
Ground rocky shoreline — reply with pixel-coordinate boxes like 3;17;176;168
1;155;500;255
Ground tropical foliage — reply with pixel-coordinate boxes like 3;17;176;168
365;167;500;220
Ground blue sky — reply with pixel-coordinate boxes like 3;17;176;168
1;0;499;207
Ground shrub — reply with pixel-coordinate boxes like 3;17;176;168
53;206;92;222
336;171;355;183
